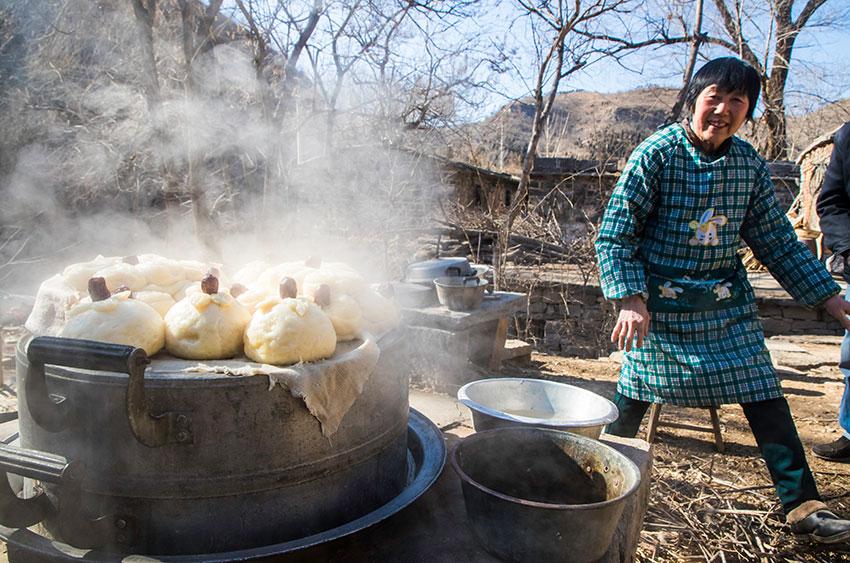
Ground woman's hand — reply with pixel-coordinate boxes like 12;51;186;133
822;294;850;331
611;294;650;352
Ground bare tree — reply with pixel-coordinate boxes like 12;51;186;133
231;0;323;211
667;0;704;123
706;0;833;159
493;0;645;289
583;0;845;159
130;0;161;107
176;0;226;256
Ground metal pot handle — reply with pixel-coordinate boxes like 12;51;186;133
0;442;131;548
26;336;191;447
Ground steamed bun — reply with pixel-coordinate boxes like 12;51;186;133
164;276;251;360
94;262;147;292
301;264;368;300
243;297;336;365
357;289;401;335
321;294;363;341
135;255;185;287
60;291;165;356
62;256;120;291
235;286;273;314
132;290;176;318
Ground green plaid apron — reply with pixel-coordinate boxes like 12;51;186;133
595;124;840;406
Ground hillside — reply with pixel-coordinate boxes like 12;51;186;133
477;88;678;166
439;88;850;172
786;98;850;155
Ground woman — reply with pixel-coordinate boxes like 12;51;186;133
595;57;850;543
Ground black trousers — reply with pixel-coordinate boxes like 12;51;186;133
607;391;820;513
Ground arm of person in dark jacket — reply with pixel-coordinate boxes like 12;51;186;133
816;123;850;256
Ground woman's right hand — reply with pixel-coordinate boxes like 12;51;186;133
611;294;650;352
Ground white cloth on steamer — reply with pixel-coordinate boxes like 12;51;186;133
25;274;80;336
147;333;381;437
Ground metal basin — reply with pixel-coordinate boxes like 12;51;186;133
450;427;640;563
457;377;618;438
434;276;488;311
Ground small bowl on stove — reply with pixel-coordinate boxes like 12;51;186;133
434;276;489;311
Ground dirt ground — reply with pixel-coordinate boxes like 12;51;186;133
506;335;850;562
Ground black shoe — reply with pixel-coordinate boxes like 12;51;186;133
791;510;850;544
812;436;850;461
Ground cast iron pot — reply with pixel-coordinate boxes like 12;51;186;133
0;330;408;556
451;427;640;563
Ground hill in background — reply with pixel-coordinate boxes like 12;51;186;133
436;88;850;172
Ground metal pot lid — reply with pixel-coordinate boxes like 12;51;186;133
405;257;473;283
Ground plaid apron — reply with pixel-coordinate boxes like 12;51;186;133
595;124;840;406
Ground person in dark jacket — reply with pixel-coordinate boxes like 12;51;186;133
814;122;850;461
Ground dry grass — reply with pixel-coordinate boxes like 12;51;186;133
638;441;850;562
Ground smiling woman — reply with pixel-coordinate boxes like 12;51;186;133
683;57;762;153
690;86;750;152
595;56;850;544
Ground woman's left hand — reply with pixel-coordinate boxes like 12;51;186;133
822;294;850;331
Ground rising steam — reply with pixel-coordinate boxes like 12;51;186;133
0;0;446;297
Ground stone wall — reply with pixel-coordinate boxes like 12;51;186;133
505;278;617;358
503;274;843;358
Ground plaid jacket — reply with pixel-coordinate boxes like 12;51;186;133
595;124;840;405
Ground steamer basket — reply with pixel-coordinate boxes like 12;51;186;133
2;331;409;555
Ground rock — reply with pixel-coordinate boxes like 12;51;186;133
544;320;562;351
765;338;807;353
608;350;623;363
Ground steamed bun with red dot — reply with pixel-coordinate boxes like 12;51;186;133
60;277;165;356
164;273;251;360
243;278;337;365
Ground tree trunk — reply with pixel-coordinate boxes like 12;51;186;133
179;0;220;258
129;0;160;108
760;81;788;160
758;8;795;161
494;30;567;289
668;0;704;123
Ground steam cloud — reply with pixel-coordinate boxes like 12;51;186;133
0;0;445;297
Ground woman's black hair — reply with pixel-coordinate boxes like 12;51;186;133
684;57;761;120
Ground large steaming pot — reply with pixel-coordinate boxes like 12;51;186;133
1;331;409;556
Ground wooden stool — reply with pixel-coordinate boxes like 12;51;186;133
645;403;724;453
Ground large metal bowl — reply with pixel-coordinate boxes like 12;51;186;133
450;427;640;563
433;276;489;311
457;377;618;438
